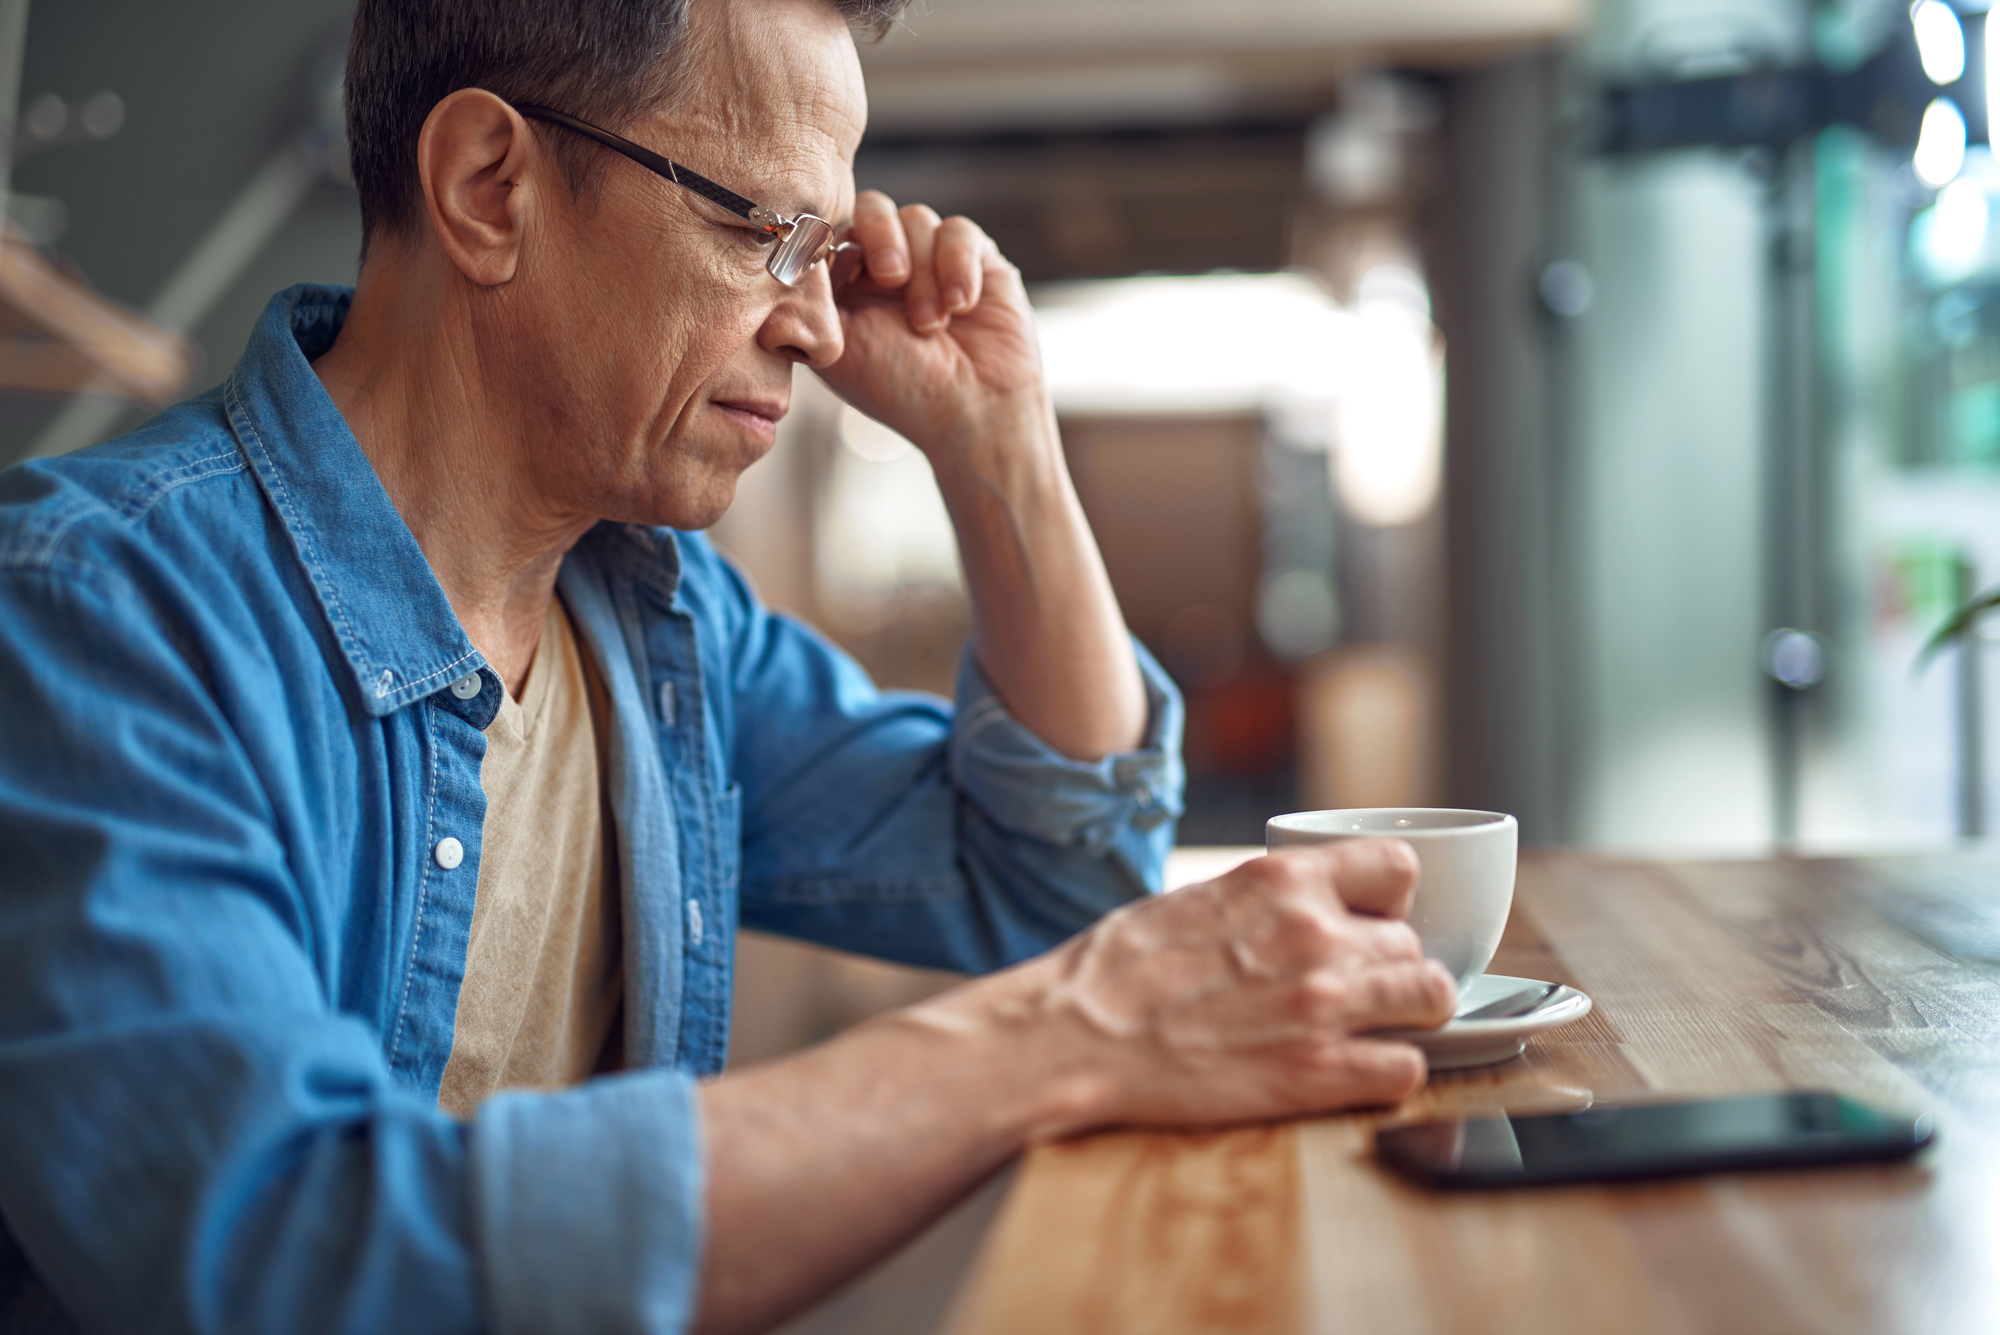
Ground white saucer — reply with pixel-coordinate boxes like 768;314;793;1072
1375;973;1593;1070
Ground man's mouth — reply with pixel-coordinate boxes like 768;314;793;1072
710;396;787;440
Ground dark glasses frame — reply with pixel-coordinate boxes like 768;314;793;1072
512;102;853;287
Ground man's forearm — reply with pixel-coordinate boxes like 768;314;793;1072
694;965;1091;1335
929;401;1147;762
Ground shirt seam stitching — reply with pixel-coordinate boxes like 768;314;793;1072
393;647;484;699
387;698;443;1075
1;444;247;572
108;447;247;523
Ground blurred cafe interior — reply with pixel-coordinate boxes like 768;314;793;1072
7;0;2000;1047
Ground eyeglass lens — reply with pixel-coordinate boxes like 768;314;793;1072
768;215;836;286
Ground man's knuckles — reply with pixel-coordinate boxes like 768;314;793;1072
1267;897;1344;958
1288;970;1356;1021
1289;958;1451;1028
1356;917;1424;963
1286;968;1388;1025
1261;900;1418;973
1217;850;1333;907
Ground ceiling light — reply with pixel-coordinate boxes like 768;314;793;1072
1913;1;1966;85
1915;97;1968;187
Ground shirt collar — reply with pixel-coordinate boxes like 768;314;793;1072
225;284;486;718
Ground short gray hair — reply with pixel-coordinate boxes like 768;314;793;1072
345;0;908;248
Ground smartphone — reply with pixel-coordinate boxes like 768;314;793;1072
1375;1091;1933;1189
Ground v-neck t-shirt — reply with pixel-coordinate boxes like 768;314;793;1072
437;597;622;1119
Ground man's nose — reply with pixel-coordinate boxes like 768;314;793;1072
759;266;844;368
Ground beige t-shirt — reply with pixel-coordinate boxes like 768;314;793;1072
437;597;623;1120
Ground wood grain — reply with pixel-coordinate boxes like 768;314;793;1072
949;1125;1302;1335
947;850;2000;1335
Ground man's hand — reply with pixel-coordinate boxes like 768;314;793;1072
695;839;1453;1333
816;191;1045;465
915;839;1459;1133
808;192;1147;762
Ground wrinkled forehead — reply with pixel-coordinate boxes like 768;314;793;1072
656;0;865;221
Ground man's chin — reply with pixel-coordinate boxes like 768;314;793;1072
609;474;740;534
591;430;765;532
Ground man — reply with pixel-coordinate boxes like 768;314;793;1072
0;0;1456;1331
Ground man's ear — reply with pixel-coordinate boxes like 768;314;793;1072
415;89;540;287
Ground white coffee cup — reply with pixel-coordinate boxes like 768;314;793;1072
1265;808;1518;987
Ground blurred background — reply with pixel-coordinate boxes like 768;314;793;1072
9;0;2000;1055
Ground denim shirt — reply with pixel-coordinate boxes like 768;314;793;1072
0;285;1183;1335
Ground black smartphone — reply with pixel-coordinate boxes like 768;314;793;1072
1375;1090;1933;1189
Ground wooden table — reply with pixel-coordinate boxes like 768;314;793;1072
941;849;2000;1335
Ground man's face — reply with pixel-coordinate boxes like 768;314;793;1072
492;0;863;530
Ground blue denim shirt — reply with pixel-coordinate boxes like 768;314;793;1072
0;285;1183;1335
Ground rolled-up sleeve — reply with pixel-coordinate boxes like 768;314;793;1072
947;641;1183;858
472;1074;703;1335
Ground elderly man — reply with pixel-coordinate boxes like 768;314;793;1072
0;0;1455;1331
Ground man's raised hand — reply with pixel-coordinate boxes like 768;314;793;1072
815;190;1049;470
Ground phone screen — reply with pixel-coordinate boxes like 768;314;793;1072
1375;1091;1932;1189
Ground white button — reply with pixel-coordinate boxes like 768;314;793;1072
433;837;464;870
686;898;704;947
658;681;677;725
449;673;482;700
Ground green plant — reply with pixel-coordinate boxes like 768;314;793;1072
1919;584;2000;670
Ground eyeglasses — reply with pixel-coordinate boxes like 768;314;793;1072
512;103;853;287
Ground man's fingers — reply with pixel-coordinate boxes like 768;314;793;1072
898;203;945;333
1300;1037;1429;1109
1270;839;1420;919
1364;959;1458;1030
933;215;988;315
849;190;909;286
1347;916;1425;966
1300;959;1456;1032
836;196;994;330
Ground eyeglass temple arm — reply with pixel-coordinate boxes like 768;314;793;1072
511;103;769;229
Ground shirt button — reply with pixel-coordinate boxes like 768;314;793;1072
686;898;704;947
433;837;465;870
658;680;678;726
449;673;482;700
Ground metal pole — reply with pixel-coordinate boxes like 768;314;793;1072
1763;142;1822;848
0;0;32;221
1957;555;1986;839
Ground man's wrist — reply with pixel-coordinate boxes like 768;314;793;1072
919;394;1065;502
872;954;1118;1148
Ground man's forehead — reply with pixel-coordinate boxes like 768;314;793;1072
668;0;864;213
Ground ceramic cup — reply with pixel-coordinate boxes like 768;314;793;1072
1265;808;1518;987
